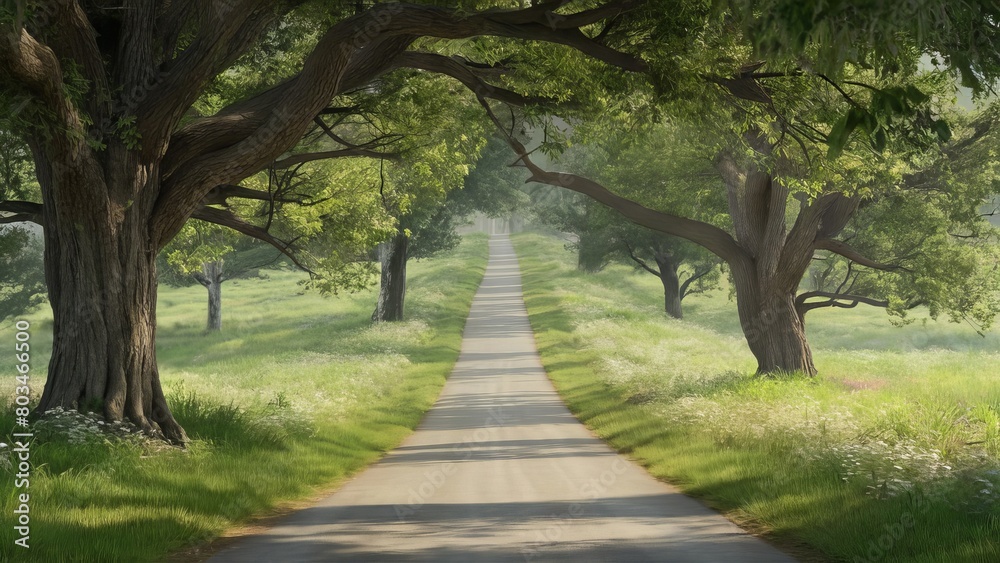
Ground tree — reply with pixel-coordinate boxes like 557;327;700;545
0;1;650;442
589;204;721;319
485;4;1000;376
530;131;725;318
504;101;1000;376
373;134;528;322
161;223;283;332
800;111;1000;331
163;154;395;331
368;70;491;323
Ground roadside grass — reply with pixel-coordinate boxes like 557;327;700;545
0;234;488;563
513;231;1000;563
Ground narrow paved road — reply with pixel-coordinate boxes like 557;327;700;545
210;235;795;562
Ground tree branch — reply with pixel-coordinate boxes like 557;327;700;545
191;206;314;275
271;148;402;169
138;0;288;158
154;2;647;249
814;238;909;272
190;270;212;288
202;183;332;208
0;27;73;120
0;200;44;226
795;290;890;310
679;265;714;299
394;51;551;107
476;99;747;264
623;241;660;276
38;0;109;123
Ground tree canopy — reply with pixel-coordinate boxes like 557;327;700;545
488;1;1000;375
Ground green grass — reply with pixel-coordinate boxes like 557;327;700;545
513;231;1000;563
0;234;488;563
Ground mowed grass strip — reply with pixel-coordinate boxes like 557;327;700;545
513;231;1000;563
0;233;488;563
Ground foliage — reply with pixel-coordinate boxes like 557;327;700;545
348;71;499;261
0;129;44;320
531;125;725;298
722;0;1000;96
0;226;45;321
536;9;1000;347
409;134;530;260
806;104;1000;330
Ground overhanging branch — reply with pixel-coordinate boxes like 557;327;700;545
0;200;44;226
154;2;648;248
191;206;313;275
272;148;402;169
795;290;889;310
395;51;551;107
623;241;660;277
679;265;714;298
814;238;909;272
476;97;746;264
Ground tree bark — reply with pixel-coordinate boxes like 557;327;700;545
731;263;816;375
372;231;409;323
34;153;188;444
653;253;683;319
194;261;225;332
718;147;819;376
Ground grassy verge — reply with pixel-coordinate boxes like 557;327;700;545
0;234;488;563
513;231;999;563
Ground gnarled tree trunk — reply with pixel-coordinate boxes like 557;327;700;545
34;153;188;444
372;230;409;323
730;263;815;375
718;153;820;376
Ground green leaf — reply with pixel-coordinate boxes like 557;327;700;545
871;127;887;152
904;84;930;105
826;115;850;160
827;108;865;160
932;119;952;142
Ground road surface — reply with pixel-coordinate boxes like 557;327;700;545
209;235;795;562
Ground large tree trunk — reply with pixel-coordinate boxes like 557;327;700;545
195;261;225;332
372;231;409;323
34;155;188;444
653;253;683;319
715;142;820;377
731;264;816;375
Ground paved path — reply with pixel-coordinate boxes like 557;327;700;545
210;235;795;562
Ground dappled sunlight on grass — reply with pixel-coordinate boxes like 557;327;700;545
514;231;1000;563
0;234;488;562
